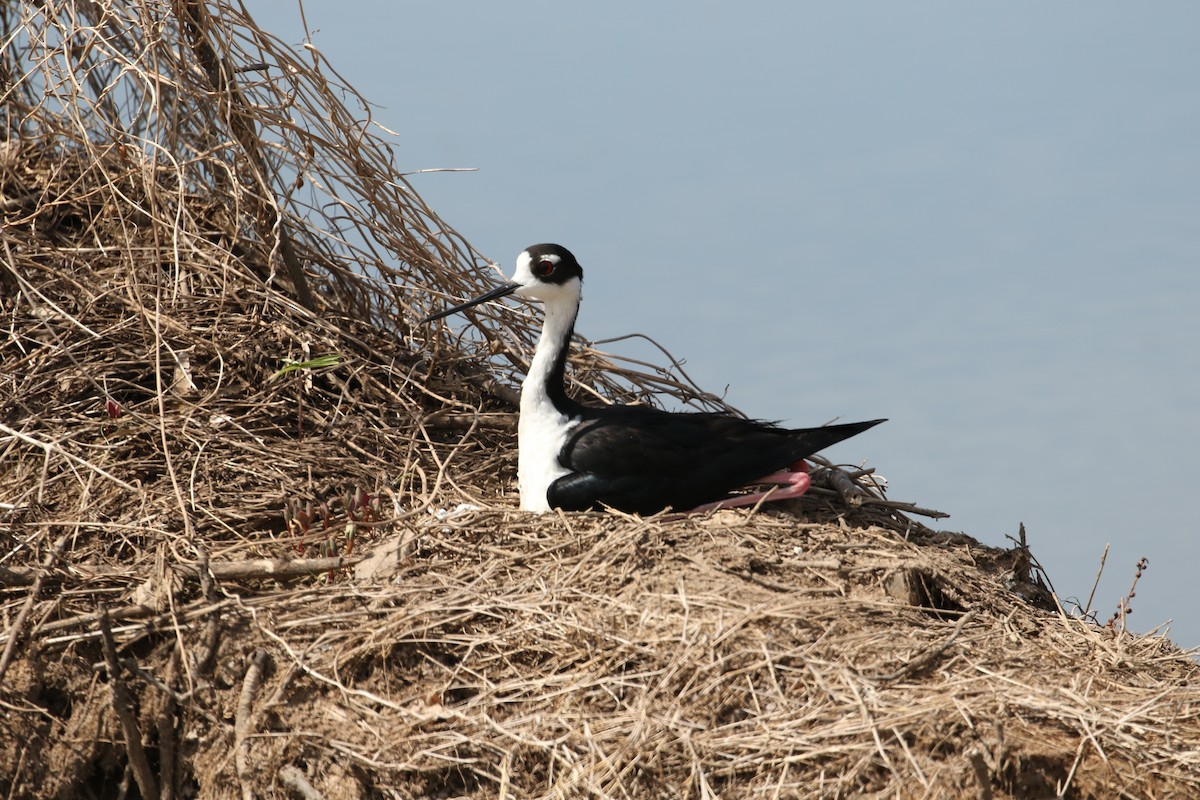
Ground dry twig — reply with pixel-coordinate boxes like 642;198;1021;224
235;649;271;800
277;765;325;800
99;604;159;800
0;534;69;686
1;3;1196;799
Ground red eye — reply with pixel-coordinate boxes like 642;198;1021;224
536;259;555;277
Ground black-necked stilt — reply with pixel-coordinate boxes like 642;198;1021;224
424;244;885;515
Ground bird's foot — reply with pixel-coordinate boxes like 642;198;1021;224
685;466;811;515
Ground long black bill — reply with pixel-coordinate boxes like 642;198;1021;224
421;281;522;324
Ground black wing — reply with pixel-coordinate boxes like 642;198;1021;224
548;406;884;514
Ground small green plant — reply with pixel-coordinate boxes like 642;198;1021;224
283;487;382;578
271;353;344;436
270;353;342;381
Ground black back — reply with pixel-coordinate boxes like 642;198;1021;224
547;407;884;514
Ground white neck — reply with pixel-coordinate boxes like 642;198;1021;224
521;297;575;410
517;294;580;512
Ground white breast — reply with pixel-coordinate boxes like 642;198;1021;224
517;395;577;512
508;256;584;513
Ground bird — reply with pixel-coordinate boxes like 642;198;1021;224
423;243;885;515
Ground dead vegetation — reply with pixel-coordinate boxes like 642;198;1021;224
2;2;1198;798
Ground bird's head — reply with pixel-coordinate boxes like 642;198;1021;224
422;243;583;323
511;243;583;305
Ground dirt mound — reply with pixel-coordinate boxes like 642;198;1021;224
2;2;1198;798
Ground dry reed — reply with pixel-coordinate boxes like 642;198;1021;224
2;2;1198;798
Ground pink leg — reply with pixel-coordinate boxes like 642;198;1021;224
686;466;811;515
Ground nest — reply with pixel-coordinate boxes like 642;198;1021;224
2;2;1198;798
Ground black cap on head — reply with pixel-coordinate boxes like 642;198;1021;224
522;243;583;286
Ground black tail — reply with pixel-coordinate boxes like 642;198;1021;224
787;418;886;461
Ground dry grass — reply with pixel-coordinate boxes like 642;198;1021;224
2;2;1198;798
